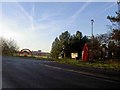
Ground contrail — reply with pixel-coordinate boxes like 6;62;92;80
30;3;35;31
102;3;116;13
15;2;31;20
71;2;90;20
15;1;35;31
66;0;91;26
93;2;116;19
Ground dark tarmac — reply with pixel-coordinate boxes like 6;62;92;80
2;56;120;88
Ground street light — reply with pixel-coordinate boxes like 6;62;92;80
91;19;94;36
91;19;94;60
117;0;120;29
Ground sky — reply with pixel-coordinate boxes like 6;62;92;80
0;0;118;52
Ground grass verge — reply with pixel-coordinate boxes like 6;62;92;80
53;58;120;71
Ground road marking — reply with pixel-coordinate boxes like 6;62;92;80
42;64;120;83
43;64;98;76
43;64;63;70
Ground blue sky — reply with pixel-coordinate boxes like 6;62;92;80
0;1;118;52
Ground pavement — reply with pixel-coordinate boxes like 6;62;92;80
2;56;120;88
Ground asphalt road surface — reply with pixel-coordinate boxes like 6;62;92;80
2;56;120;88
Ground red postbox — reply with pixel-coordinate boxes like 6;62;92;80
82;43;89;61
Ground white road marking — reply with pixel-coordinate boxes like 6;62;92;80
42;64;120;83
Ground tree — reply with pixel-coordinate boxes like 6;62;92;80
51;31;72;59
107;2;120;59
107;1;120;26
88;36;101;60
59;31;71;58
0;37;19;56
75;31;82;40
110;29;120;45
96;33;110;44
108;41;116;59
50;37;60;59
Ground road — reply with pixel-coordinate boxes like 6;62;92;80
2;56;120;88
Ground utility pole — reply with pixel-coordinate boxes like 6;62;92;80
117;0;120;29
91;19;94;61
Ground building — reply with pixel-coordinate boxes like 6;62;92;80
32;50;50;57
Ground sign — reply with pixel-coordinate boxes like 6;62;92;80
71;53;78;59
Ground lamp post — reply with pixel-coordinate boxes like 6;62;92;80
117;0;120;29
91;19;94;60
91;19;94;36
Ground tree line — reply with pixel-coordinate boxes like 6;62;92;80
50;31;88;59
51;3;120;60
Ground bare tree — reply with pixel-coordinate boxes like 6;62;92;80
0;37;19;56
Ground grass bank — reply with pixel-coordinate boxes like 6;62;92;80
53;58;120;71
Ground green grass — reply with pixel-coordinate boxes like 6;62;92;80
54;58;120;71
